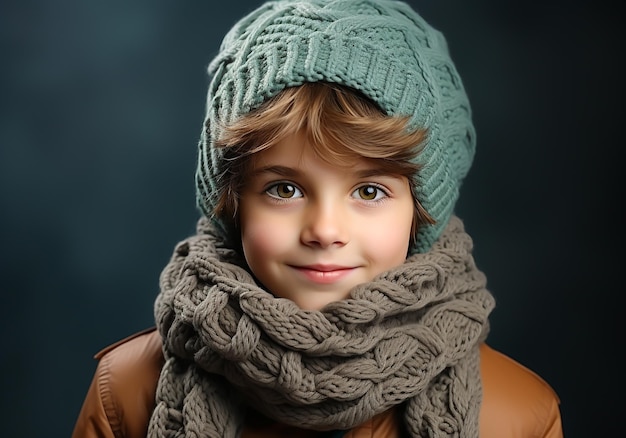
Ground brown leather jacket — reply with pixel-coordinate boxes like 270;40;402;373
72;328;563;438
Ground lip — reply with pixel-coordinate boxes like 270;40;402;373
290;264;356;284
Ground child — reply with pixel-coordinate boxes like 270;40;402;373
73;0;563;437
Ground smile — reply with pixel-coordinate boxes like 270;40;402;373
291;265;356;284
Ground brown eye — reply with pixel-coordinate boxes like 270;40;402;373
353;185;386;201
277;184;296;198
266;183;302;199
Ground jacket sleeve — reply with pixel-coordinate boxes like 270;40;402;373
72;328;163;438
537;393;563;438
480;344;563;438
72;355;118;438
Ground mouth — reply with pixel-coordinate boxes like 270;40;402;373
289;264;357;284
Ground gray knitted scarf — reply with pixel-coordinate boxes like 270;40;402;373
148;215;495;437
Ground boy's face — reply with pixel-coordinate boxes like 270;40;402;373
238;131;414;311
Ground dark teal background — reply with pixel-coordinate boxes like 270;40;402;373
1;1;623;437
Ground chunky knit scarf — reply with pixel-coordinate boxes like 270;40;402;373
148;215;495;437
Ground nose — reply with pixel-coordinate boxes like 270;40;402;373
300;200;349;249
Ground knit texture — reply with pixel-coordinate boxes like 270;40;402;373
195;0;475;253
148;215;495;437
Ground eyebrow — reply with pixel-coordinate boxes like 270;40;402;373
353;168;403;179
250;165;300;178
251;165;403;180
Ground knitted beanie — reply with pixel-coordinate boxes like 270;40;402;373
195;0;475;253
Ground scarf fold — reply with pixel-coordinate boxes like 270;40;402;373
148;215;495;437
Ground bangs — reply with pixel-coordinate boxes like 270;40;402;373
217;82;424;174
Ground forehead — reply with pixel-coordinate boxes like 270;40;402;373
247;130;383;173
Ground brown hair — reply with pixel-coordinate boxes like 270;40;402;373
214;82;435;239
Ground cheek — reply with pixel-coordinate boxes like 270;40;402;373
363;210;413;267
241;226;276;260
239;212;293;265
370;228;410;263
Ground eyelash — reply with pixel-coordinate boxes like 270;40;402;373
263;182;390;203
352;184;389;202
265;182;303;201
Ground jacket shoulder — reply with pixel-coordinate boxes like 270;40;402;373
72;328;164;438
480;344;563;438
93;326;161;359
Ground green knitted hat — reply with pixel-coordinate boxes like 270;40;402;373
195;0;475;253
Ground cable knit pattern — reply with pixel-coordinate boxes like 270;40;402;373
148;215;495;437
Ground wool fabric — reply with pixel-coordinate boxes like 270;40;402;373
148;215;495;437
195;0;475;253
